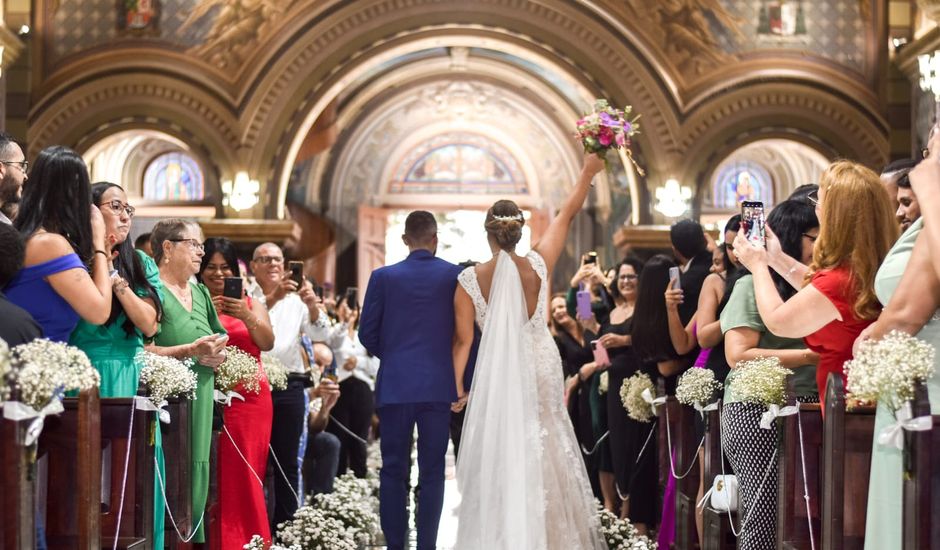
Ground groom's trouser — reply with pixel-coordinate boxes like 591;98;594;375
378;402;451;550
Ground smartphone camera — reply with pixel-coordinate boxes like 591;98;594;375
582;251;598;265
222;277;243;299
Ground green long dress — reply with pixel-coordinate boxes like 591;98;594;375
69;250;166;548
153;281;226;544
864;217;940;550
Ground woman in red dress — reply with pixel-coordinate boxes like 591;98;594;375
732;161;898;401
199;237;275;548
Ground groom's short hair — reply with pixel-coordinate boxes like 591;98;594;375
404;210;437;245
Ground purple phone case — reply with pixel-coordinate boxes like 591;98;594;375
576;290;592;319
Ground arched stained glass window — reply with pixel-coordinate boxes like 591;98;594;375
143;151;205;201
390;133;527;194
711;162;773;210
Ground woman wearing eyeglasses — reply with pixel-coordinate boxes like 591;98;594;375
7;146;113;341
68;182;166;547
148;219;228;545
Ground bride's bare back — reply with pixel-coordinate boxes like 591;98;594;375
473;254;542;319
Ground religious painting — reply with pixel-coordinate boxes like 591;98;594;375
118;0;160;33
710;163;773;211
143;151;205;201
757;1;807;37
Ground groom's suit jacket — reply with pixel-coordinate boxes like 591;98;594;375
359;249;463;408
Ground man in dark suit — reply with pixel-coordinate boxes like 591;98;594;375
670;219;712;326
359;211;462;550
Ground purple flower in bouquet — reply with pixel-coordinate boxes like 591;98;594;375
598;111;619;128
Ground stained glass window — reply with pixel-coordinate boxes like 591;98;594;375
390;133;527;194
143;152;205;201
711;162;773;210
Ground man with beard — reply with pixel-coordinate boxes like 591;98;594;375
0;132;28;224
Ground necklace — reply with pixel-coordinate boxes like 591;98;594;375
160;276;191;305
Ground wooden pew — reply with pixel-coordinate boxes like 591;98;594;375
903;382;940;549
0;387;36;549
162;398;192;550
777;382;822;550
701;400;735;550
100;398;156;550
673;400;702;550
40;388;102;550
821;374;875;550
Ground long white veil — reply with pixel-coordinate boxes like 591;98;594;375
455;250;548;549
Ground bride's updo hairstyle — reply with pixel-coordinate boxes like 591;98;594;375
484;200;525;251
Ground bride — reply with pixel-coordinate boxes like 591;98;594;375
451;153;608;550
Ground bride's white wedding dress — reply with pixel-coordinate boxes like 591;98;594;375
455;250;607;550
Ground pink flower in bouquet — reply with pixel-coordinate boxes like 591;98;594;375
615;132;626;147
598;126;614;146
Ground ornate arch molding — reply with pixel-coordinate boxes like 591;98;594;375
27;74;240;171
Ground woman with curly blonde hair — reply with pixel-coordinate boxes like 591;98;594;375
732;160;898;400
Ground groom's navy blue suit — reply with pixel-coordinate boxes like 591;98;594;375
359;249;462;550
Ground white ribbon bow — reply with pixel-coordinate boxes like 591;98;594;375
760;403;799;430
3;398;65;446
213;389;244;407
694;401;720;417
133;396;171;424
641;388;667;416
877;402;933;450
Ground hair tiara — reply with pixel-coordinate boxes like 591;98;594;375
492;213;523;223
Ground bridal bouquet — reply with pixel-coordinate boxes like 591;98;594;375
728;357;791;406
845;330;936;412
597;505;658;549
620;372;656;423
9;339;100;410
676;368;723;410
261;353;289;392
138;351;198;405
215;346;262;395
576;99;644;175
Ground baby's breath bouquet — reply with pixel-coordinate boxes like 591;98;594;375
138;351;198;404
9;339;100;410
845;330;936;412
597;504;658;549
620;372;656;423
728;357;792;406
598;371;609;394
274;506;358;550
215;346;262;395
261;353;289;392
676;368;723;410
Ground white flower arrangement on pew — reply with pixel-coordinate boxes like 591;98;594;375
728;356;791;406
676;368;723;412
261;353;289;392
3;339;100;446
137;351;197;422
215;346;262;405
620;372;656;423
245;471;380;550
598;371;609;394
0;338;10;403
844;330;936;449
597;504;658;549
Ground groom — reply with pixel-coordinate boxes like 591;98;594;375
359;211;463;550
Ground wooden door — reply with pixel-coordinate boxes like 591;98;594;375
357;206;389;299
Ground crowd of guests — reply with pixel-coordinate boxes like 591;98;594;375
0;135;378;548
554;150;940;550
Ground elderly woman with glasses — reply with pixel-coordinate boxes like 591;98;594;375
68;182;167;547
147;218;228;545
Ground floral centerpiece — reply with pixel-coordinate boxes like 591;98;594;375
597;504;658;549
576;99;644;175
261;353;289;392
620;372;656;423
845;330;935;448
676;368;723;411
215;346;262;402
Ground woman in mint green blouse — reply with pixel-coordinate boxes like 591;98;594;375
69;183;166;547
149;219;228;544
862;217;940;550
719;200;820;550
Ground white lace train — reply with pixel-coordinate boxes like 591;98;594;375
454;250;606;550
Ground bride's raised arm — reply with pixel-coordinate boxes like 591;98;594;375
533;153;605;274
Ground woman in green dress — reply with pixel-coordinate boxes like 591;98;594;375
148;219;228;544
69;183;166;547
860;208;940;544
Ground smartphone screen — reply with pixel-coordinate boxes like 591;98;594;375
223;277;243;299
668;266;681;290
288;261;304;288
741;201;766;248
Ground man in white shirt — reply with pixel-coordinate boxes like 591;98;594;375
0;132;28;225
249;242;335;527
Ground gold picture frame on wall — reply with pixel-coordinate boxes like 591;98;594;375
117;0;160;35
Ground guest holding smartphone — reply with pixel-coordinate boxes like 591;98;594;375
198;237;275;549
148;220;227;545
